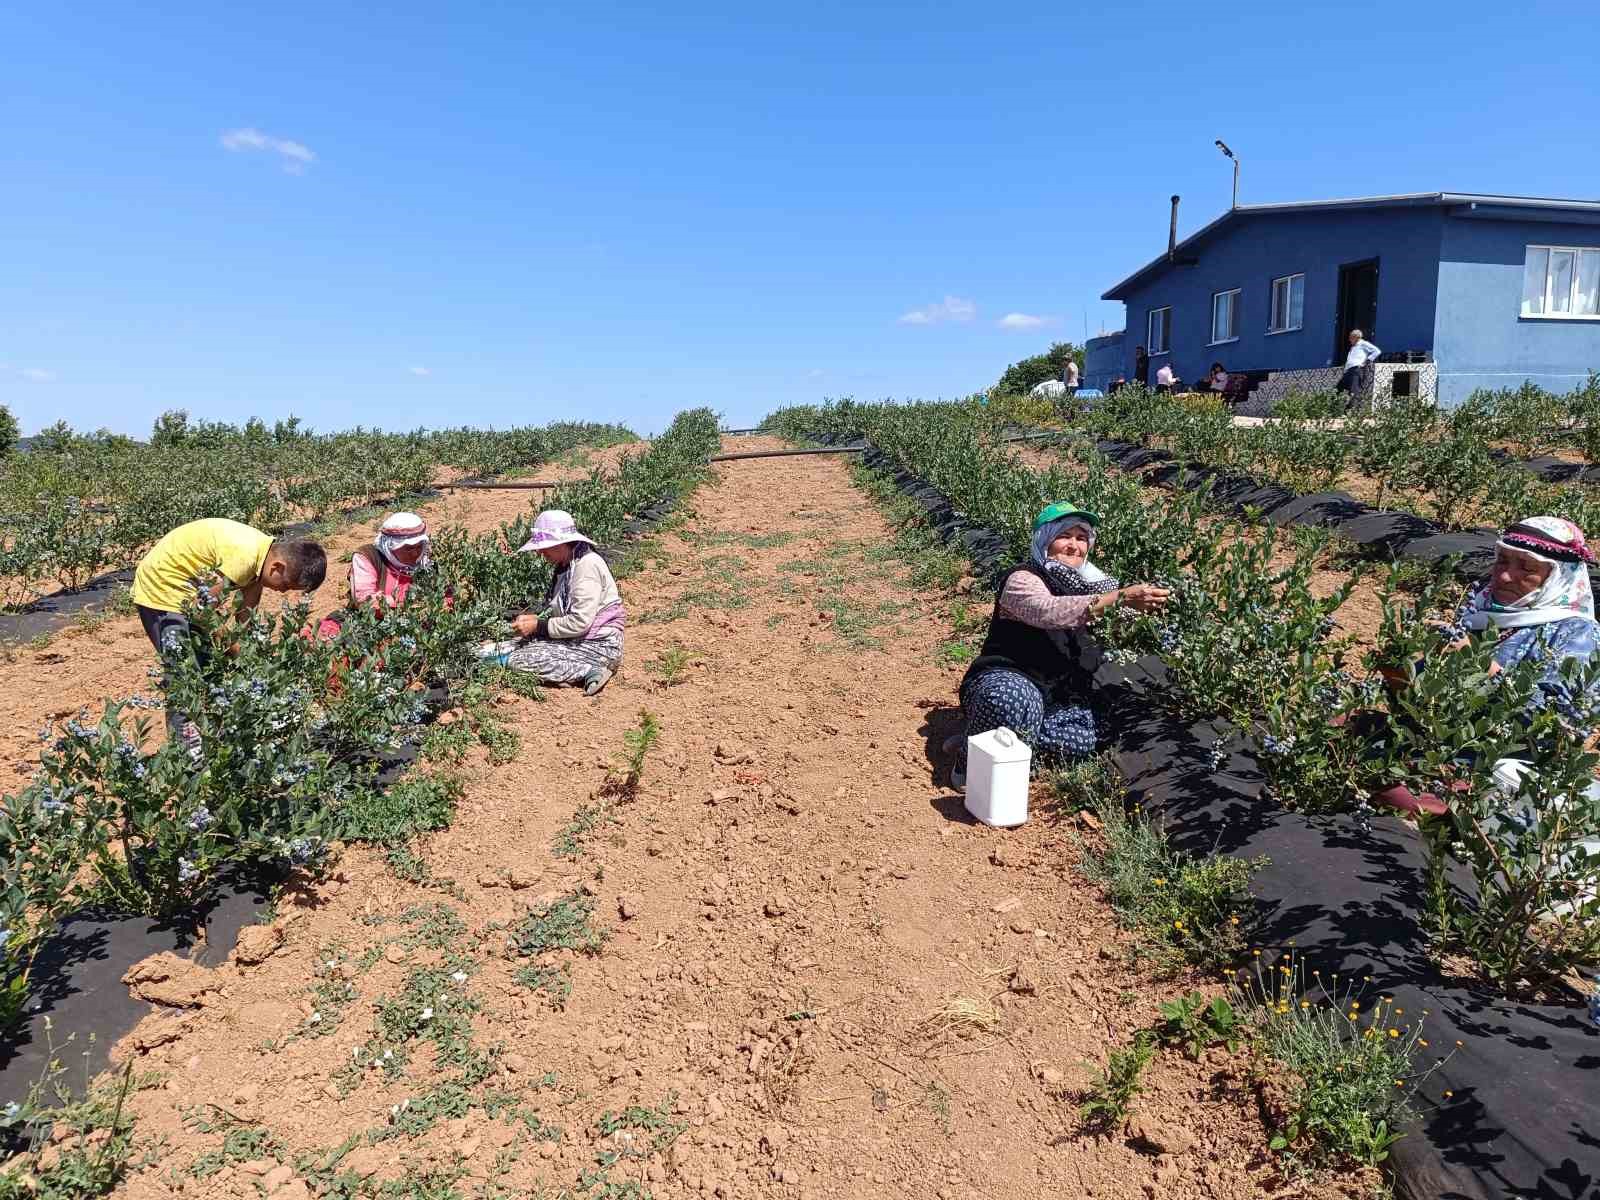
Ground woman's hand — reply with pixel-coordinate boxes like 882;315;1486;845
1116;583;1171;613
511;614;539;638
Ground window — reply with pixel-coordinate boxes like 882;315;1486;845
1269;274;1305;333
1523;245;1600;318
1147;306;1172;354
1210;289;1240;344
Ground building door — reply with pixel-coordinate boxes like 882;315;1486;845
1334;258;1380;360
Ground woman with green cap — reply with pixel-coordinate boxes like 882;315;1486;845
951;502;1169;788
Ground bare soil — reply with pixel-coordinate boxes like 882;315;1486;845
36;438;1381;1199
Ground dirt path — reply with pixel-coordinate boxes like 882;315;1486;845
0;442;643;779
101;438;1362;1200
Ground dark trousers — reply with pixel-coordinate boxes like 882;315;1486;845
137;604;203;740
1335;366;1362;394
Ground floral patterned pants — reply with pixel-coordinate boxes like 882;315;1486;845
484;629;624;686
959;668;1097;765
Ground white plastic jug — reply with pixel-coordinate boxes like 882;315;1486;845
964;727;1031;828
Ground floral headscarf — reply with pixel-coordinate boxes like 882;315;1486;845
1460;515;1596;632
375;512;431;576
1031;515;1119;597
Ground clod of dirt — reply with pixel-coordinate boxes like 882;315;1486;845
436;708;463;726
618;892;642;920
991;896;1023;914
714;740;755;765
505;866;541;890
123;952;219;1008
990;843;1028;868
763;895;790;918
1077;809;1103;832
1007;964;1039;996
1125;1114;1197;1158
232;923;285;967
478;871;500;888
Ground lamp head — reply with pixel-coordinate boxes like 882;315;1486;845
1215;139;1234;159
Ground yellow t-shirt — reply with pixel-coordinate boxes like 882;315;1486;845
131;518;274;614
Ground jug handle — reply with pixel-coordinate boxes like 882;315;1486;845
994;728;1015;749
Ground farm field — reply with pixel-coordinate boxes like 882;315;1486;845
0;433;1379;1200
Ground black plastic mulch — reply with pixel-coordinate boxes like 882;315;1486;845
1;477;695;1108
852;436;1600;1200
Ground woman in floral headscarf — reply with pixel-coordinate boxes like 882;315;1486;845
314;512;435;640
1375;515;1600;814
949;502;1170;789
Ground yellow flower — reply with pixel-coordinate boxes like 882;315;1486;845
1252;949;1261;957
1299;1001;1310;1009
1173;921;1184;932
1388;1029;1399;1038
1229;916;1239;926
1154;878;1167;886
1443;1090;1454;1099
1419;1039;1429;1048
1394;1080;1405;1088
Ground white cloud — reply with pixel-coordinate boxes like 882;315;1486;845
220;127;316;174
19;368;56;382
897;295;976;326
408;366;431;377
998;312;1054;330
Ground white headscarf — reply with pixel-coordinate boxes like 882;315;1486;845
1460;515;1596;632
375;512;431;576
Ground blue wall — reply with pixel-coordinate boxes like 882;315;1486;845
1111;208;1445;387
1435;216;1600;406
1083;330;1124;391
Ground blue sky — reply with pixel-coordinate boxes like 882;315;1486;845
4;2;1598;436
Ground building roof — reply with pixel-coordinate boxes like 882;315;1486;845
1101;192;1600;301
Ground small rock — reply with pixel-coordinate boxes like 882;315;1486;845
618;893;642;920
261;1164;294;1190
477;872;500;888
232;924;285;967
239;1158;275;1176
991;896;1022;914
708;789;733;805
435;708;462;727
1126;1114;1197;1157
1007;965;1038;996
714;740;754;765
763;896;789;918
505;866;541;890
990;844;1027;869
1078;809;1103;832
384;944;407;965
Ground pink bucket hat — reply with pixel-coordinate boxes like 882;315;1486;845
517;509;594;553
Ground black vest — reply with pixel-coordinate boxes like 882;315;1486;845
960;563;1098;703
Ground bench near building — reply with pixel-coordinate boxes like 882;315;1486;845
1099;192;1600;409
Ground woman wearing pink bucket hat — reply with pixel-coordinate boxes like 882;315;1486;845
477;509;624;695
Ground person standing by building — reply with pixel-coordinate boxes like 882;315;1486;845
1337;329;1382;396
1062;357;1080;396
1134;345;1150;389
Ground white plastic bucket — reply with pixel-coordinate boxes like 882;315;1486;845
964;727;1031;828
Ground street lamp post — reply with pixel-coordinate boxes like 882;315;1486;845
1214;139;1238;209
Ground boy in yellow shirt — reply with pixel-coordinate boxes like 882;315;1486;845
132;518;327;744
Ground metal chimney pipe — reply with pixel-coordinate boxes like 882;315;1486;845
1168;195;1180;262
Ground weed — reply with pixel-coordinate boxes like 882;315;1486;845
337;772;463;846
1155;990;1242;1060
1231;952;1447;1169
511;963;574;1009
605;710;660;795
1074;779;1262;973
922;1081;954;1134
637;600;690;625
1051;752;1123;814
552;800;618;858
1078;1031;1156;1129
510;893;606;958
648;645;692;686
0;1058;142;1197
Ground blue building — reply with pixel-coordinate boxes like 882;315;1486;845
1100;193;1600;407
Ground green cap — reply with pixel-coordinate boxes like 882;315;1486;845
1033;501;1100;532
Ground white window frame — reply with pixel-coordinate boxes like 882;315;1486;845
1210;288;1241;345
1522;244;1600;320
1267;273;1305;334
1147;306;1172;355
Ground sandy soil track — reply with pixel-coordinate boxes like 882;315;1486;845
59;438;1364;1199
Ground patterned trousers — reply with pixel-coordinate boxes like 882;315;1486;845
492;629;623;685
959;668;1097;764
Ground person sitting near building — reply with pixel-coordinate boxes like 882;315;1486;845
949;503;1170;789
315;512;435;640
478;509;624;695
132;518;326;745
1373;515;1600;815
1207;362;1230;393
1154;361;1178;394
1336;329;1382;395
